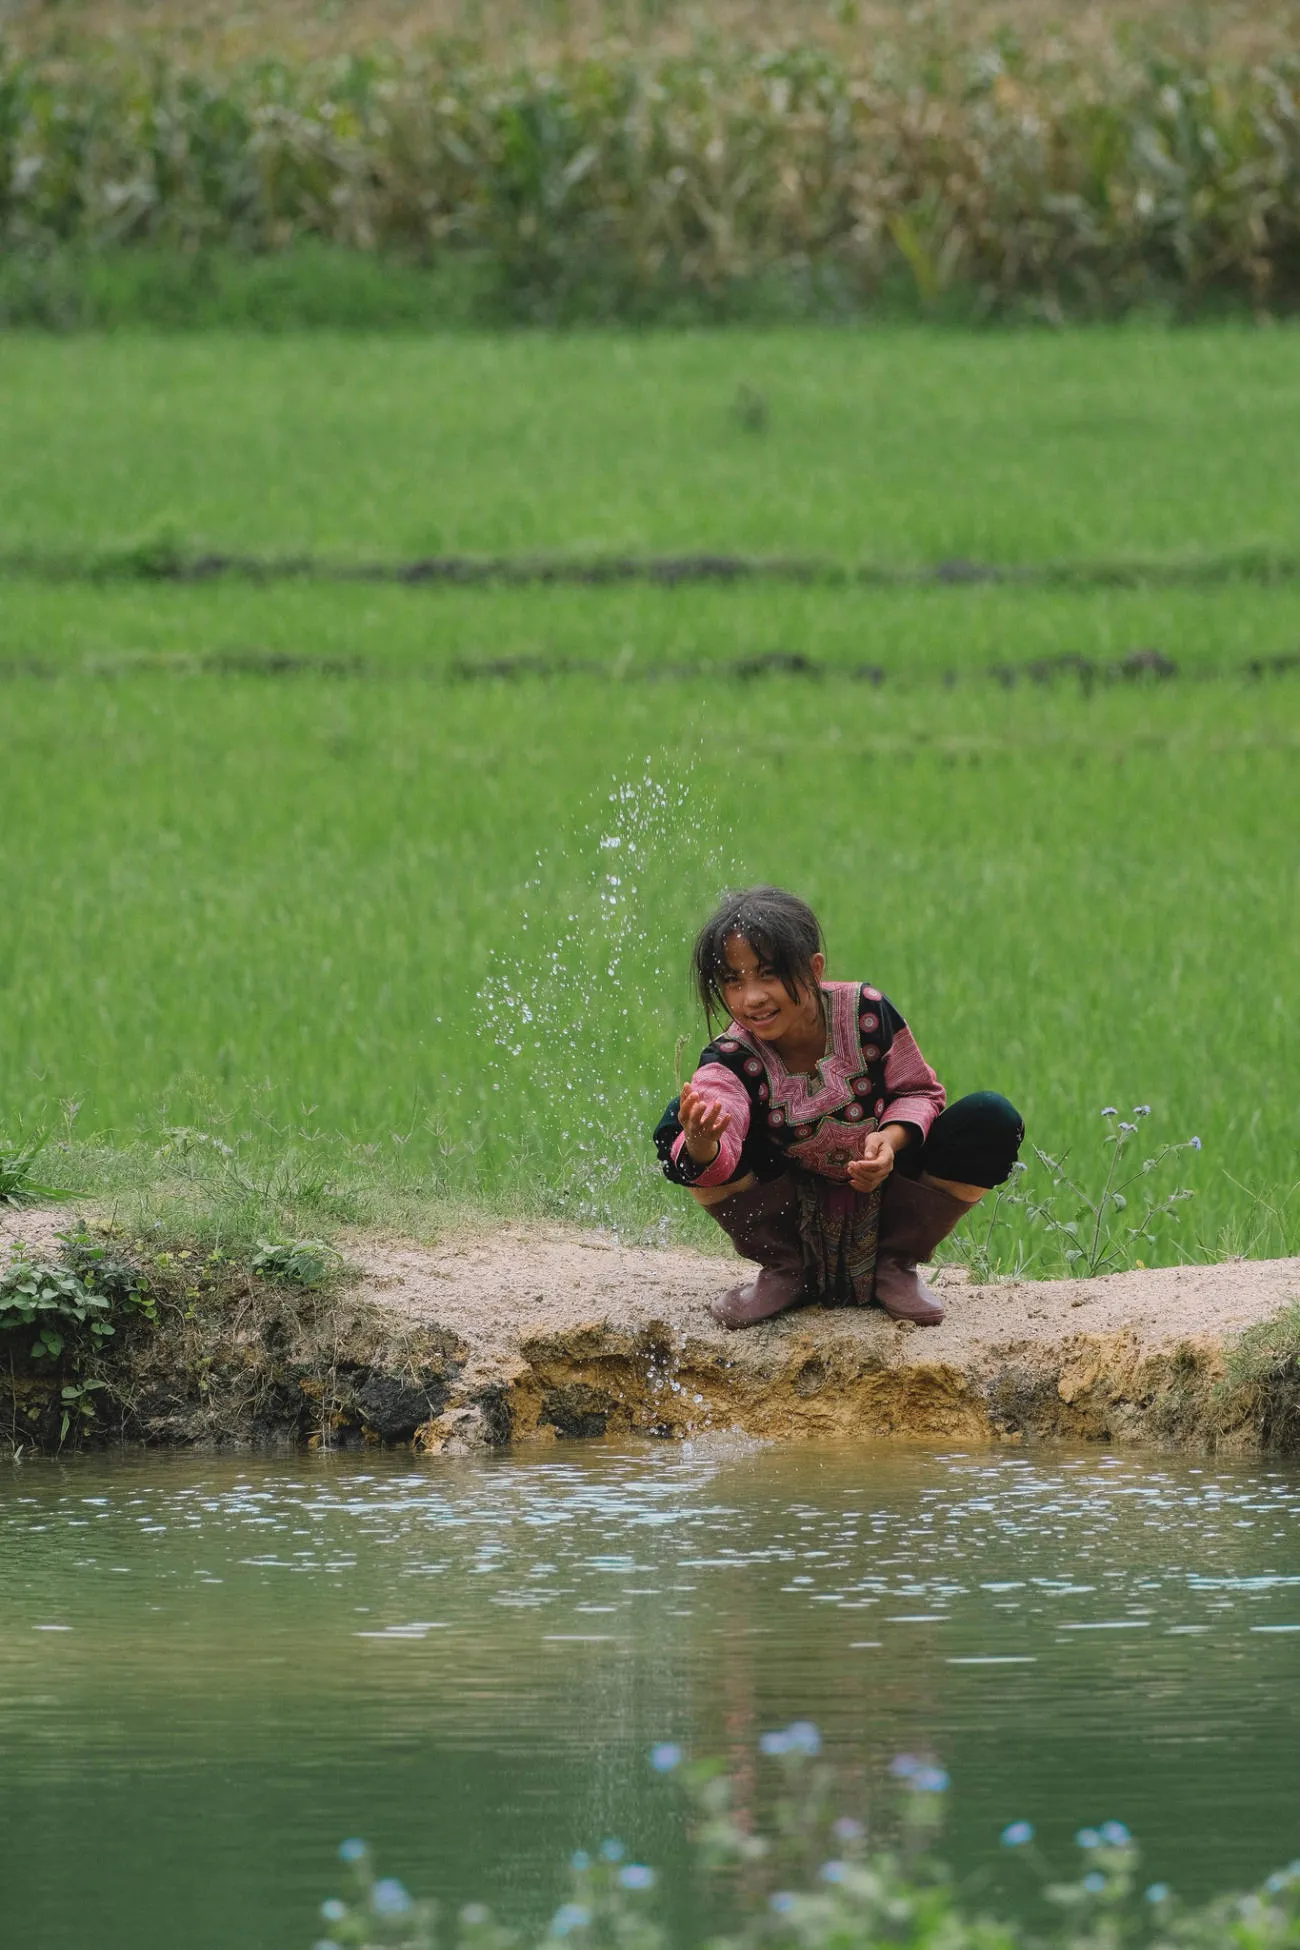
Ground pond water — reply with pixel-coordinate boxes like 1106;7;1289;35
4;1440;1300;1948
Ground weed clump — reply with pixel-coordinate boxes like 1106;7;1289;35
0;1134;66;1207
955;1105;1202;1281
1220;1303;1300;1451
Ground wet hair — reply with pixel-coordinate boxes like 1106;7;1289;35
692;886;825;1027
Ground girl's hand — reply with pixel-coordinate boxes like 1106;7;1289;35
846;1127;900;1194
679;1081;732;1166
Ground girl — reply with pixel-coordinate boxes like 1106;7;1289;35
654;887;1023;1329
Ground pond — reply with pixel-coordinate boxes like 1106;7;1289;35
4;1440;1300;1948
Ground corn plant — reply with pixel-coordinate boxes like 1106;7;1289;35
1;37;1298;319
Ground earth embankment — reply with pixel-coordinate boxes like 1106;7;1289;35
5;1207;1299;1456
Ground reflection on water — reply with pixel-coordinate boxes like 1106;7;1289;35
4;1441;1300;1948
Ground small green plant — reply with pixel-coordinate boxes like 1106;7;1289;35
0;1251;112;1360
250;1238;342;1289
58;1378;108;1443
58;1226;156;1322
0;1134;66;1207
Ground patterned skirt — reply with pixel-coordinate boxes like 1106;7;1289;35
795;1173;883;1308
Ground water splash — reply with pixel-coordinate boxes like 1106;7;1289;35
479;755;725;1237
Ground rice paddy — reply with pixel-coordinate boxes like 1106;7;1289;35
1;327;1296;1270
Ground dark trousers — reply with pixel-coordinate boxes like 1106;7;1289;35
895;1091;1024;1190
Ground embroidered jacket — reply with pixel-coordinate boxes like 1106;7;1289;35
658;981;946;1187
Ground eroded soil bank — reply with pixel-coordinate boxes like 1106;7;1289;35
4;1206;1300;1456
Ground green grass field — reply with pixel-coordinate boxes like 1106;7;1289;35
4;329;1300;564
1;328;1297;1271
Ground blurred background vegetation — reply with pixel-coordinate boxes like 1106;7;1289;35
2;0;1300;325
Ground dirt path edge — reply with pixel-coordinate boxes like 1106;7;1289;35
4;1208;1299;1456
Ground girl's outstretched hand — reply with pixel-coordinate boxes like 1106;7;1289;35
846;1128;898;1194
679;1080;732;1165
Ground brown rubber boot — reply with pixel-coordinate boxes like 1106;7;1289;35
706;1175;805;1330
872;1174;971;1326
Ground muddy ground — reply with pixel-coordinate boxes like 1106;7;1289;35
3;1205;1300;1455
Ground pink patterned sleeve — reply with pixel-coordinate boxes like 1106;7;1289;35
669;1061;752;1187
880;1024;946;1140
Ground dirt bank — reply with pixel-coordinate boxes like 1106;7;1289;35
4;1206;1299;1455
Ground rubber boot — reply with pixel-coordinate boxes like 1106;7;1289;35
872;1174;971;1326
706;1176;805;1330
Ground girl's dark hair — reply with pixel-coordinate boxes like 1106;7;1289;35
692;886;825;1026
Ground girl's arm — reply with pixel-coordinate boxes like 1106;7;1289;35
879;1018;946;1143
669;1063;752;1186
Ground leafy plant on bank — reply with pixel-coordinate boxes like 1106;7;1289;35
1;1225;154;1352
0;1252;115;1363
1;38;1300;321
309;1726;1300;1950
0;1227;157;1442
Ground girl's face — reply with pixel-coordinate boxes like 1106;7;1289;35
718;933;825;1041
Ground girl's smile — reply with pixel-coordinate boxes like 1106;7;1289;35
718;932;827;1067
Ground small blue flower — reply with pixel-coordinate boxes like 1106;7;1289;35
319;1899;347;1923
1145;1885;1171;1905
832;1817;865;1843
786;1721;822;1756
371;1878;413;1918
760;1730;793;1757
1083;1872;1107;1895
1076;1829;1101;1850
618;1865;655;1891
1100;1822;1131;1847
913;1766;950;1794
314;1941;342;1950
338;1839;367;1863
1189;1136;1202;1150
599;1839;625;1864
1001;1822;1035;1848
889;1753;921;1779
649;1743;682;1773
1101;1107;1119;1119
551;1902;592;1936
570;1851;591;1873
819;1861;849;1884
1266;1872;1291;1894
769;1892;796;1914
1134;1105;1152;1118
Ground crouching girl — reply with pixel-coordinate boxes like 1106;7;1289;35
653;887;1024;1329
